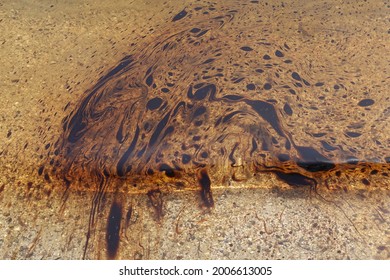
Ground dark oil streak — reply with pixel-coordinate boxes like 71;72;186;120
250;138;258;156
159;163;175;177
148;110;171;147
116;116;128;143
223;95;243;101
195;29;209;37
190;27;201;33
274;171;317;189
245;99;286;139
116;125;140;177
145;66;153;77
172;101;186;117
146;97;163;110
222;111;243;123
229;143;239;166
97;55;134;84
125;206;132;228
187;84;216;100
172;9;188;22
145;74;154;87
321;140;338;151
193;106;207;119
198;169;214;207
295;146;335;172
162;126;174;139
106;201;122;260
233;77;245;83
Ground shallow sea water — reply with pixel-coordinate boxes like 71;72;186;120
0;0;389;259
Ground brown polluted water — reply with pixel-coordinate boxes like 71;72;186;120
30;1;389;259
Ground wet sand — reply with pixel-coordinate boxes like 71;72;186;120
0;0;389;259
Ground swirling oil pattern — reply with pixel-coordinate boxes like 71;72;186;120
41;1;389;258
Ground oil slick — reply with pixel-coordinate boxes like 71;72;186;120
106;200;122;259
38;1;389;259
